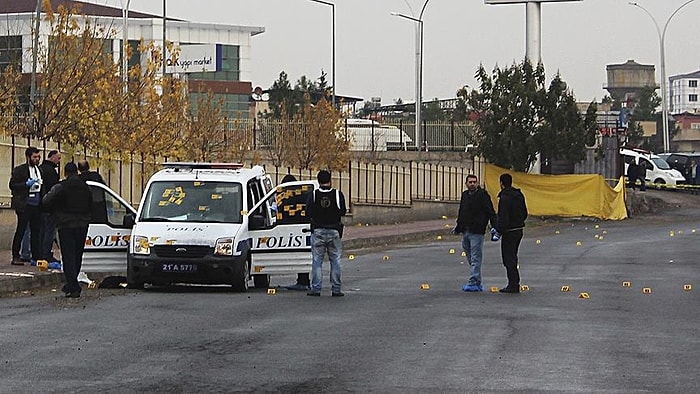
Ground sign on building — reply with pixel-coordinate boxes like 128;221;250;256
165;44;221;73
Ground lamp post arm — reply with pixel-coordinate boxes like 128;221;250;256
629;2;661;42
419;0;431;20
662;0;696;41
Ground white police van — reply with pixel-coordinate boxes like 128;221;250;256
78;162;315;291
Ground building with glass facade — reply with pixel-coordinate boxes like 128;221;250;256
0;0;264;119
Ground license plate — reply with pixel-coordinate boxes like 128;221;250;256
161;263;198;273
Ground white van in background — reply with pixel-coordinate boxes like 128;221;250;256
620;147;686;186
341;119;413;151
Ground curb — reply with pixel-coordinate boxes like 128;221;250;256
0;271;64;296
344;229;451;251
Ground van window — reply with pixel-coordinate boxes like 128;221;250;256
140;181;243;223
651;157;671;170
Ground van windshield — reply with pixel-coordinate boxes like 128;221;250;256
140;181;243;223
652;158;671;170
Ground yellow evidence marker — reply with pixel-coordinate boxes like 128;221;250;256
520;285;530;291
576;241;582;247
449;249;456;254
461;251;467;257
642;287;652;294
87;281;98;289
436;235;442;240
622;281;631;288
348;254;355;260
490;286;499;293
578;292;590;299
420;284;430;290
683;284;692;291
536;239;541;244
382;255;390;261
267;288;276;295
36;260;48;271
561;285;571;292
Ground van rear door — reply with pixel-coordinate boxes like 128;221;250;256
247;181;316;288
82;181;136;273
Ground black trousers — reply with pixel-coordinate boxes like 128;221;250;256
501;229;523;289
58;226;89;294
12;205;42;260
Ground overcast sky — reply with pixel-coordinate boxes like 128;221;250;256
104;0;698;106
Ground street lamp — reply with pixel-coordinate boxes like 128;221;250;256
121;0;131;92
391;0;430;150
629;0;697;153
308;0;336;107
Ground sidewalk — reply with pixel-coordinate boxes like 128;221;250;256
0;218;456;296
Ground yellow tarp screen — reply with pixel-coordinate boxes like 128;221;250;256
484;164;627;220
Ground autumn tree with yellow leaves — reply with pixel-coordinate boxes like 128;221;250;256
30;1;121;153
282;94;349;171
0;65;20;135
112;40;188;162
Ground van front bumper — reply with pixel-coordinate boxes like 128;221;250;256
127;253;247;286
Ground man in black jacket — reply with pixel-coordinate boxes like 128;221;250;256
77;160;105;184
42;162;93;298
39;150;61;262
494;173;528;294
454;174;497;292
9;147;44;265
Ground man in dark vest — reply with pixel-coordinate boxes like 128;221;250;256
304;170;347;297
9;147;44;265
42;162;93;298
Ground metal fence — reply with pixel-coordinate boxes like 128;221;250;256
228;118;474;152
1;135;478;211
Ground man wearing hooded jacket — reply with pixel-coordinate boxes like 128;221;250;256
494;173;528;294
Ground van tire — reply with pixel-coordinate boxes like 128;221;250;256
231;258;250;292
253;274;270;289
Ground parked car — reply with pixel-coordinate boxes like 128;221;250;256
619;147;686;186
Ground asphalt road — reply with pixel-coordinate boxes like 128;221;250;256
0;209;698;393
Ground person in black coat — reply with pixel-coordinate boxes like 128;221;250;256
77;160;105;184
9;147;44;265
494;173;528;294
38;150;61;262
454;174;497;292
42;162;93;298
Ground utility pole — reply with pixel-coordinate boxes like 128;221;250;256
29;0;41;137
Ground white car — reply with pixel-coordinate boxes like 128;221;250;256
620;148;686;186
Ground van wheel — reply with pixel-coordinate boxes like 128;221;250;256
231;258;250;292
654;179;665;184
253;274;270;289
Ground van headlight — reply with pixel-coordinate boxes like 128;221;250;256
214;238;238;256
133;236;151;255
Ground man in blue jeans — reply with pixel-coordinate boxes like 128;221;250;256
305;170;347;297
454;174;497;292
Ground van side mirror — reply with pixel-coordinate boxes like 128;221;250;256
249;214;266;230
123;213;136;228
